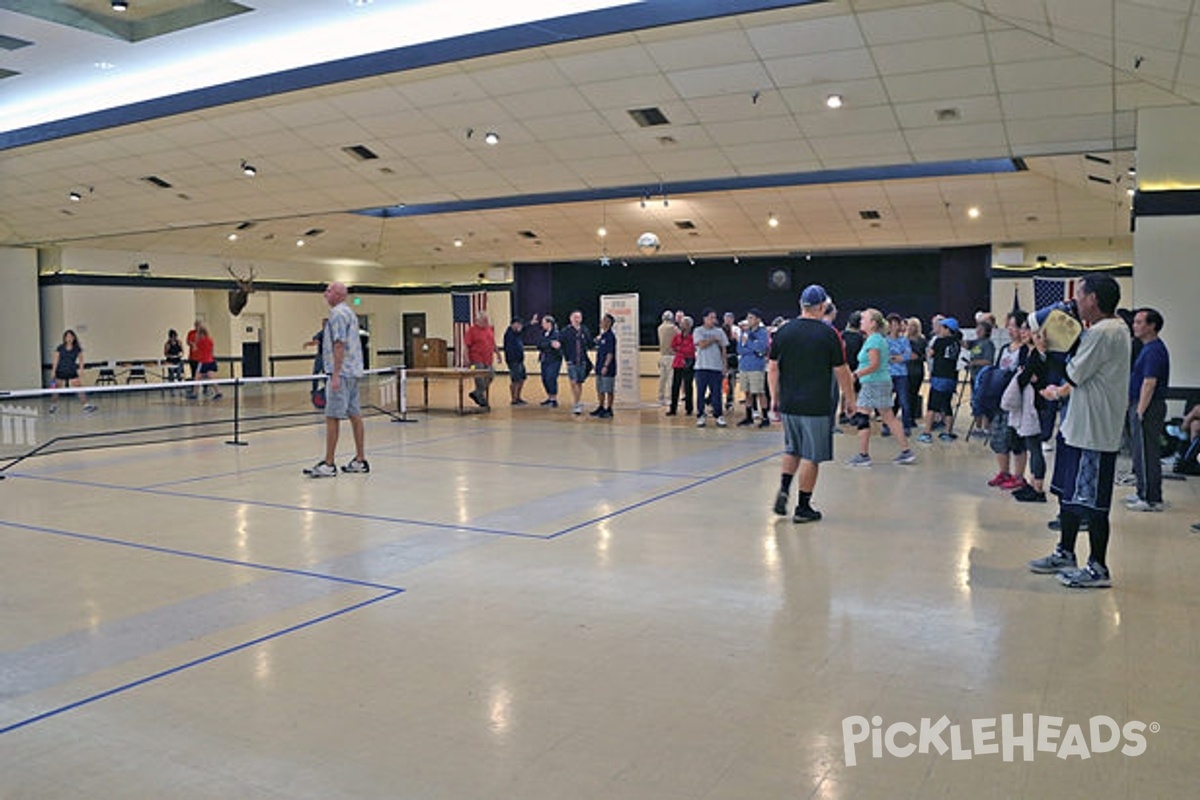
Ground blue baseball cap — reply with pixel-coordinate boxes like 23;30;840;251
799;284;828;308
942;317;960;332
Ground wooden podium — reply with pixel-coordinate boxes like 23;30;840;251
412;337;447;368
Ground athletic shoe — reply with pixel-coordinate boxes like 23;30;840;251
304;461;337;478
696;415;706;428
1013;485;1046;503
665;410;678;416
48;404;57;414
341;459;370;474
847;453;872;467
1057;561;1112;589
1000;475;1027;491
938;432;956;442
773;490;789;516
917;433;933;444
539;398;554;406
82;403;97;413
880;424;891;437
1047;517;1089;532
589;407;604;416
758;418;770;429
210;392;222;401
549;400;558;408
715;416;727;427
987;471;1012;487
512;399;528;406
1115;471;1137;486
893;449;916;465
793;506;823;524
737;417;754;427
1123;493;1143;506
573;403;583;415
599;408;613;419
1126;499;1164;512
1028;547;1076;574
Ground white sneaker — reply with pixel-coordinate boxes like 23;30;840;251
573;403;583;415
1126;499;1164;512
696;415;706;428
715;416;727;427
1123;493;1143;506
303;461;337;478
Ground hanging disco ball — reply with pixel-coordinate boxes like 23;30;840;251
637;231;661;255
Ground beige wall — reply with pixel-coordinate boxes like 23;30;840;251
1;247;42;389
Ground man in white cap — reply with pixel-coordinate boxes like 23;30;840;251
304;281;368;477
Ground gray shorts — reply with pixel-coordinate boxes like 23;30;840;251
568;363;589;383
782;413;833;463
325;375;361;419
740;370;766;394
856;380;893;410
596;375;615;393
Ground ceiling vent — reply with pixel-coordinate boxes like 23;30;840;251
657;135;678;146
517;230;539;239
0;34;32;51
342;144;379;161
236;221;256;230
628;107;670;127
674;220;697;230
934;107;960;122
858;210;881;220
1087;175;1112;185
1084;154;1111;165
303;228;325;237
142;175;173;188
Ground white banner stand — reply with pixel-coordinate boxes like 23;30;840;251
599;293;640;408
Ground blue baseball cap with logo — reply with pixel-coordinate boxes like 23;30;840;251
800;284;828;308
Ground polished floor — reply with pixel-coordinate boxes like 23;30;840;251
1;379;1197;799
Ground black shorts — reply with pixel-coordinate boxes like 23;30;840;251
928;388;953;415
54;371;78;382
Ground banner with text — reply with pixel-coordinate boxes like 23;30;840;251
599;293;640;407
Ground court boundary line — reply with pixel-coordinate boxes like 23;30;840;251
0;588;402;736
546;451;781;539
0;519;403;592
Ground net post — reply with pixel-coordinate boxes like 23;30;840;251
392;366;418;423
225;377;249;446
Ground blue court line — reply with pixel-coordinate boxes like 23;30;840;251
8;473;543;540
0;519;402;592
546;450;781;539
0;589;401;736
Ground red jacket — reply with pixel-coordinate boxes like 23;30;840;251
671;331;696;369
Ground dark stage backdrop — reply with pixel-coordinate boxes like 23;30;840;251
514;246;989;345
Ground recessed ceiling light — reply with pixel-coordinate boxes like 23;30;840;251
296;239;305;247
597;226;607;238
240;160;257;177
767;213;779;228
68;191;82;202
453;238;464;248
483;131;500;146
111;0;129;11
967;206;981;219
227;233;238;241
825;94;844;109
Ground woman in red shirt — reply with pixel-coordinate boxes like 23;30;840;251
187;323;222;400
666;316;697;416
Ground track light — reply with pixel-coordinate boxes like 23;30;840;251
484;131;500;146
687;255;696;265
69;191;82;202
112;0;129;11
825;93;843;109
240;160;257;177
733;255;740;264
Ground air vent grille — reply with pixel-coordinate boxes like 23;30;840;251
628;107;670;127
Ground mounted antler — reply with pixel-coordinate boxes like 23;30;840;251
227;265;256;316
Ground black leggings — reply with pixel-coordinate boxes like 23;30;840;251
1058;507;1111;567
670;366;694;413
1024;435;1046;480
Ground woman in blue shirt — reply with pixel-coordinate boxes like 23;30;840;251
848;309;915;466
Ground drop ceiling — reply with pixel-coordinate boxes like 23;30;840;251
0;0;1190;272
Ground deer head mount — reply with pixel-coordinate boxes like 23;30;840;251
227;265;256;316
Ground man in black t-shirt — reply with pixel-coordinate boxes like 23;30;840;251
917;317;963;442
768;284;856;523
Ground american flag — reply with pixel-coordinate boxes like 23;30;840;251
451;291;487;367
1033;277;1077;310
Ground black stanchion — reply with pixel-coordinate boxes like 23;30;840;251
226;378;249;446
